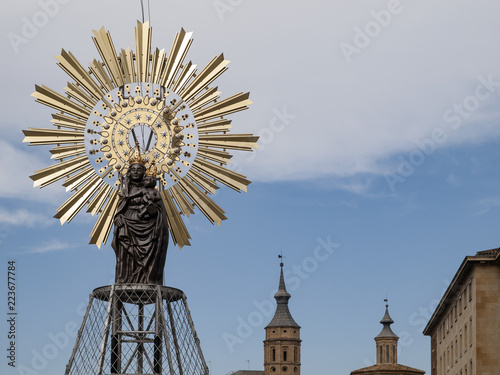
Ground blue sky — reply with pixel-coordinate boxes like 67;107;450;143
2;0;500;374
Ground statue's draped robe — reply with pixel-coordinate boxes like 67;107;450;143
112;182;168;285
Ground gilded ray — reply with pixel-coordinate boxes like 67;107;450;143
171;62;197;93
177;175;227;226
23;128;84;146
189;87;221;111
150;48;166;84
120;48;136;84
198;134;259;151
51;113;86;131
193;92;252;122
197;150;231;165
56;49;104;100
160;28;193;88
197;118;232;134
134;21;152;83
50;144;86;160
186;169;219;194
197;147;233;162
63;167;94;192
92;27;125;87
65;82;97;108
169;185;195;217
87;184;113;216
89;59;115;93
89;190;118;248
32;85;91;120
55;175;103;224
160;190;191;249
30;155;89;188
194;157;250;192
179;54;229;103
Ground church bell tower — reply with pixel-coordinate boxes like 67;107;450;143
375;300;399;365
264;261;301;375
350;300;425;375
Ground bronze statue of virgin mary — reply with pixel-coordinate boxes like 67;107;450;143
111;146;169;285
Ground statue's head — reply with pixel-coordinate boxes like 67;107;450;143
126;142;147;182
143;175;156;188
128;163;146;182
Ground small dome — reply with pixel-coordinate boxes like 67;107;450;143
375;303;398;339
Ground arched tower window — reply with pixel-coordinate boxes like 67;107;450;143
379;345;383;363
272;348;276;362
283;349;287;361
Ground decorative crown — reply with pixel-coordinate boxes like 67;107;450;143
146;161;159;177
128;141;146;166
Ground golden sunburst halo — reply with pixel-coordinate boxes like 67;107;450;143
23;21;259;249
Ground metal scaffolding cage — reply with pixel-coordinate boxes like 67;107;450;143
65;284;209;375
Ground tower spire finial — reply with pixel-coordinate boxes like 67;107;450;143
265;258;299;328
278;251;285;267
375;298;399;365
376;298;397;339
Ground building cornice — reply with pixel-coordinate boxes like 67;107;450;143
423;248;500;335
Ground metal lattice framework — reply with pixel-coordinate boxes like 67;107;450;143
66;284;208;375
23;21;259;249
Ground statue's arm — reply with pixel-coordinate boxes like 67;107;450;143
144;193;161;217
119;191;143;199
114;195;129;228
114;213;125;228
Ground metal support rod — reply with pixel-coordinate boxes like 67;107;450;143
98;285;115;375
167;300;184;375
183;294;210;375
122;346;138;373
159;295;175;374
138;303;144;373
154;286;162;374
122;304;136;334
111;295;122;374
65;293;94;375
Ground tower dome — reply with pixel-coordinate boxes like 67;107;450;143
350;300;425;375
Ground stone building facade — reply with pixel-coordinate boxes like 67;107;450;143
423;248;500;375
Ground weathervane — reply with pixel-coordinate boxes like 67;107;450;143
278;251;286;266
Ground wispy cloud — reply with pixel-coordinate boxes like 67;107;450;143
329;177;376;196
21;239;77;254
0;139;69;204
0;206;53;227
471;197;500;216
4;0;500;199
446;174;460;186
